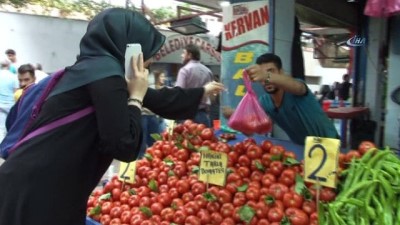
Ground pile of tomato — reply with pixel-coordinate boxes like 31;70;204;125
87;120;369;225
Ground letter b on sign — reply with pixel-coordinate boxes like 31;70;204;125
234;52;254;64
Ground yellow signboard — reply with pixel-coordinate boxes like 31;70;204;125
304;137;340;188
199;151;228;186
118;161;137;184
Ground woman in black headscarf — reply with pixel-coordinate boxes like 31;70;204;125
0;8;224;225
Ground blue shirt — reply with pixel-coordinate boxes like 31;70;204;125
258;85;339;145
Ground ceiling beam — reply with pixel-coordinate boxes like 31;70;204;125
296;0;359;28
173;0;221;10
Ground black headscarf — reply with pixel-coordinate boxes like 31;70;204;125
49;8;166;97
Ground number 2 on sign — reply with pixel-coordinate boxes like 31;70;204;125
118;161;136;184
304;137;340;188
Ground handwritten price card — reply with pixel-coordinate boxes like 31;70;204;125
304;137;340;188
199;151;228;186
118;161;137;184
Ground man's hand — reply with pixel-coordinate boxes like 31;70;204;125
222;106;235;119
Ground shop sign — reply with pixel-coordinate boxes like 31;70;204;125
153;35;221;65
304;137;340;188
198;150;228;186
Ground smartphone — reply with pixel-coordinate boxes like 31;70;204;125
124;43;142;79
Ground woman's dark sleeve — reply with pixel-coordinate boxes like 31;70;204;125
87;76;143;162
143;87;204;120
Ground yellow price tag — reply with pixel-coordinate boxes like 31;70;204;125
118;161;137;184
199;151;228;186
304;137;340;188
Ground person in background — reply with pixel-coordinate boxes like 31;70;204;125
175;44;213;127
0;8;224;225
14;64;36;101
338;74;352;101
0;60;18;139
223;53;338;145
4;49;19;74
139;70;168;158
34;63;49;83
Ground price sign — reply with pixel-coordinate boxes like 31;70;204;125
304;137;340;188
118;161;137;184
199;151;228;186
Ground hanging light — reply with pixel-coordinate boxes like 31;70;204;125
169;16;209;35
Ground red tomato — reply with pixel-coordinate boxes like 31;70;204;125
100;214;111;225
345;150;361;162
194;194;207;208
268;183;289;200
191;182;206;196
206;201;221;213
257;218;270;225
302;200;316;215
238;166;251;178
320;187;336;202
261;173;276;188
174;209;188;224
109;218;122;225
185;201;200;216
227;172;241;183
285;208;309;225
269;161;284;176
250;170;264;182
220;203;234;218
358;141;376;155
111;188;122;201
175;149;190;162
160;207;175;222
210;212;224;225
157;192;172;207
101;201;114;214
182;192;194;203
127;195;140;207
267;207;284;222
270;145;285;156
197;209;211;224
218;189;233;204
200;128;214;140
261;153;273;167
282;192;304;208
238;155;251;167
279;169;296;187
176;180;190;194
185;215;201;225
150;202;164;215
233;142;245;155
110;206;123;219
260;140;273;153
255;201;269;219
246;145;263;159
232;192;247;207
245;187;261;201
120;210;132;224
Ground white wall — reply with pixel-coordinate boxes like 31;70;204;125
0;11;88;73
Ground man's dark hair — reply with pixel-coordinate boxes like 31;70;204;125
185;44;200;60
18;64;35;77
5;49;16;55
256;53;282;69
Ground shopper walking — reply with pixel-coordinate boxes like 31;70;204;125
175;44;214;127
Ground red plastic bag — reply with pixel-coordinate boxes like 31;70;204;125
364;0;400;17
228;70;272;136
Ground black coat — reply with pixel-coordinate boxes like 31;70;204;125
0;76;203;225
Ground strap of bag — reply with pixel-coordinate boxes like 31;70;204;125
9;106;95;154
